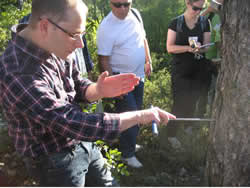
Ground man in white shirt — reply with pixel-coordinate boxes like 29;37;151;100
97;0;152;168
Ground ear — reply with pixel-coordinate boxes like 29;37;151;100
38;19;50;38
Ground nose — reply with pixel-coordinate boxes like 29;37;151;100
75;35;84;49
120;5;126;9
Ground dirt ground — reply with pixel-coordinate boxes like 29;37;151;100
0;126;209;187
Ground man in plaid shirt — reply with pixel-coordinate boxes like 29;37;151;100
0;0;175;186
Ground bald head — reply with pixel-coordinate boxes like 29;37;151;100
30;0;88;28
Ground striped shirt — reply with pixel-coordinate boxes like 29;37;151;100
0;24;120;158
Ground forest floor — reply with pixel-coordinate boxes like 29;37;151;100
0;125;209;187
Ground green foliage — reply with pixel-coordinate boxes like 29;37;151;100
0;0;31;53
84;0;110;22
134;0;186;53
95;140;130;181
85;18;100;81
143;53;172;111
80;98;129;181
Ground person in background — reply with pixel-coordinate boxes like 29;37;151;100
97;0;153;168
0;0;175;186
166;0;211;149
201;0;224;114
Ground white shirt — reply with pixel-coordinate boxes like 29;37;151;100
97;9;146;78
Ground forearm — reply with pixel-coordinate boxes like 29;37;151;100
144;39;152;63
200;32;211;53
167;29;192;54
98;55;113;75
119;111;142;132
167;44;192;54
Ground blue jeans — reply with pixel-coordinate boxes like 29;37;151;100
115;80;144;158
24;142;118;186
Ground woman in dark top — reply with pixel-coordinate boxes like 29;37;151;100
166;0;211;148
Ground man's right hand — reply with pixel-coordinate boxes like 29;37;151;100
138;107;176;125
119;107;176;132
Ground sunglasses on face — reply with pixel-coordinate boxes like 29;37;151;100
46;18;86;40
192;5;204;11
111;2;131;8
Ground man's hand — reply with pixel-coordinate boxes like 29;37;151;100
96;71;139;98
138;107;176;125
119;106;176;132
145;63;152;77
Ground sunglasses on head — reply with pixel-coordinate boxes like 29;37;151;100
192;5;204;11
111;2;131;8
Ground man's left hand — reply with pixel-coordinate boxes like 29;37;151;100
96;71;139;98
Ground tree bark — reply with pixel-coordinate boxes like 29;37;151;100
205;0;250;186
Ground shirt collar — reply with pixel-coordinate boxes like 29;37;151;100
111;11;133;22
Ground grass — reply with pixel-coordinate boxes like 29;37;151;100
119;125;210;186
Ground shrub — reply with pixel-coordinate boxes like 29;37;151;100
0;0;31;53
143;53;172;111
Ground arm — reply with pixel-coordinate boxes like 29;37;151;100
166;29;194;54
197;31;211;53
4;66;172;143
98;55;113;75
144;39;153;77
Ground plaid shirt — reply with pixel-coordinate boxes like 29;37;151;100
0;25;120;158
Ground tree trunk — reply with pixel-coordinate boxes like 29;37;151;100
205;0;250;186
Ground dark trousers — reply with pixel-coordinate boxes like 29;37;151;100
167;71;211;137
23;142;118;187
115;81;144;158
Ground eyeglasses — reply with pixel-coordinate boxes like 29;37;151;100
111;2;131;8
192;5;204;11
46;18;86;40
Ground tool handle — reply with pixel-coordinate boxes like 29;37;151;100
151;105;159;136
152;120;159;136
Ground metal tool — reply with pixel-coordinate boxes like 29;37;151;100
169;118;215;122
